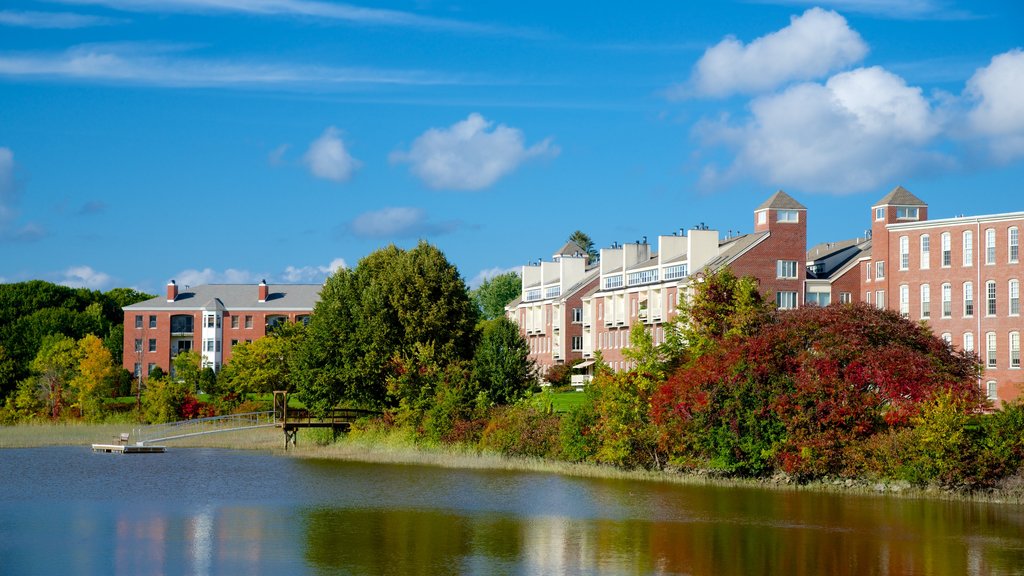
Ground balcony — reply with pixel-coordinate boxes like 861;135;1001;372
570;374;592;390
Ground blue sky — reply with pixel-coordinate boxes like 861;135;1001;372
1;0;1022;293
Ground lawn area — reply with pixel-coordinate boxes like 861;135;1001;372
533;390;591;413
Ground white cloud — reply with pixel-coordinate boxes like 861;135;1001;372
391;113;558;190
53;0;509;34
0;43;460;89
303;127;361;183
348;206;459;238
467;266;518;289
174;267;263;287
964;49;1024;163
60;266;114;290
680;8;867;98
695;66;944;194
757;1;975;20
0;10;120;28
281;258;347;282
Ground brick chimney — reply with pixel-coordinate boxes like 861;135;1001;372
166;280;178;303
258;279;268;303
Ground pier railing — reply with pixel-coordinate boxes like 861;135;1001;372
133;411;277;445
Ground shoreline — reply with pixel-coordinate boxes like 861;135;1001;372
4;423;1022;504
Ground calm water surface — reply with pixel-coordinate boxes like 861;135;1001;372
0;447;1022;575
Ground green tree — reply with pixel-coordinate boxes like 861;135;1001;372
568;230;599;262
30;334;79;419
295;242;479;414
143;372;189;423
663;266;773;362
172;350;202;394
223;321;305;395
471;271;521;321
472;317;535;405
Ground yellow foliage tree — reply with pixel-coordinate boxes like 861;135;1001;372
72;334;115;421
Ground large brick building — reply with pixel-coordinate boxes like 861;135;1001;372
123;280;319;378
861;186;1023;406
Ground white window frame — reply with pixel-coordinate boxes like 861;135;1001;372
963;282;974;317
875;261;885;280
899;236;909;270
777;210;799;223
941;232;951;267
875;207;885;220
987;332;997;368
986;228;996;265
987;280;997;316
987;381;998;402
964;332;974;353
920;284;930;319
941;283;952;318
776;291;798;310
963;230;973;267
920;234;930;270
875;290;884;309
1011;332;1020;369
776;260;798;279
1010;279;1020;316
1010;227;1019;263
899;285;909;317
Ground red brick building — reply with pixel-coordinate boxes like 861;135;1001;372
123;280;319;379
860;186;1023;406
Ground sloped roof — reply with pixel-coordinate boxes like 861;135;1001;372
874;185;926;207
125;283;321;311
756;190;806;211
700;232;770;273
554;240;586;258
806;238;872;280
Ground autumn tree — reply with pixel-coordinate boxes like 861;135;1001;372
30;334;79;419
471;271;521;321
71;334;116;421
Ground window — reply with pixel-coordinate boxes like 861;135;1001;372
134;338;142;353
920;234;930;270
777;210;799;223
964;282;974;317
875;207;885;220
806;292;831;306
149;315;157;329
987;381;998;402
875;261;885;280
170;314;194;334
866;291;872;306
987;332;997;368
964;332;974;353
941;283;952;318
572;307;583;323
1011;227;1019;263
148;363;157;375
776;291;798;309
148;338;156;353
245;315;253;329
135;315;143;329
865;262;872;282
840;292;852;304
298;315;311;326
941;233;951;267
941;333;952;345
920;284;930;319
204;314;217;328
134;363;141;378
571;336;583;351
875;290;884;309
899;236;909;270
963;230;973;266
1011;279;1020;315
204;339;215;352
1011;332;1020;369
231;339;238;346
986;228;996;264
757;210;767;225
987;280;997;316
777;260;798;279
899;285;909;317
603;275;623;289
896;207;919;220
231;315;239;329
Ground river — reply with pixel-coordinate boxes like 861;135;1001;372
0;447;1021;575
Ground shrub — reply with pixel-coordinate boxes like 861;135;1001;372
479;404;561;459
559;399;598;462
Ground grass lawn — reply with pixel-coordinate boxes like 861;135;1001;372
533;390;591;413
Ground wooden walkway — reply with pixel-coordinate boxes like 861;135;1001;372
278;407;381;449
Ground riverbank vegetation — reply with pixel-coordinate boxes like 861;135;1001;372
2;246;1022;497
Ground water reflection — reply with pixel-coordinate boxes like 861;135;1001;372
0;448;1022;575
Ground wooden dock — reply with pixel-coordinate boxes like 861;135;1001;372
91;444;166;454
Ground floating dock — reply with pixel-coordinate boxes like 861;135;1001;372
91;444;166;454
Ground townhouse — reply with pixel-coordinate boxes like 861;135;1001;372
861;186;1023;406
123;280;319;378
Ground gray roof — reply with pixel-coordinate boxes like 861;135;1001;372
125;283;321;311
554;240;586;258
701;232;770;273
756;190;806;211
806;238;871;280
626;254;659;271
875;185;926;207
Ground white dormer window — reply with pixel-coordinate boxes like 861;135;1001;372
896;207;919;220
757;210;767;225
875;207;885;220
